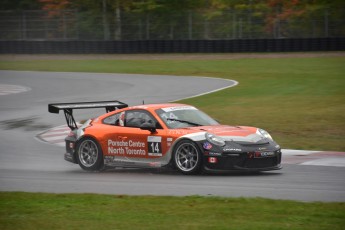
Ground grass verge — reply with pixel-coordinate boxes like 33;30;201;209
0;192;345;230
0;56;344;151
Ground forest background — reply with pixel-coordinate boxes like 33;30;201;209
1;0;344;40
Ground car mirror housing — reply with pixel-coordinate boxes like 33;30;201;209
140;123;157;133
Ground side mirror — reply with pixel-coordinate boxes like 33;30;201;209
140;123;157;133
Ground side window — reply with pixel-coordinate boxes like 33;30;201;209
103;113;120;125
125;110;162;129
103;113;121;125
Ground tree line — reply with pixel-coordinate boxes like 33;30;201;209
1;0;344;40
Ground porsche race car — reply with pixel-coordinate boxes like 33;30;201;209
49;101;282;174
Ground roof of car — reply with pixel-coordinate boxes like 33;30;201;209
97;103;195;120
128;103;190;111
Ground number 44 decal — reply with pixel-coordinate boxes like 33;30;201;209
147;136;162;156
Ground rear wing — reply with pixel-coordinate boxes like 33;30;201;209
48;100;128;130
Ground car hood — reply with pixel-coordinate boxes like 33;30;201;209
181;125;267;143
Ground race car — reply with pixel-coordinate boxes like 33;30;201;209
48;101;282;174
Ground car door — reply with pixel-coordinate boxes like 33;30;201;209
105;109;168;161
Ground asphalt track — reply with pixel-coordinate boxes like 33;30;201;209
0;70;344;202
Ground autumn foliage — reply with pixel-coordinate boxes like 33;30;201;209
39;0;70;16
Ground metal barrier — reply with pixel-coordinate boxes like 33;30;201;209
0;38;344;54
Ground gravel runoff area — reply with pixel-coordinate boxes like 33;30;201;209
0;52;344;61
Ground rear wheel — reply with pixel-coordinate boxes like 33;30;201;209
173;140;202;175
76;137;103;171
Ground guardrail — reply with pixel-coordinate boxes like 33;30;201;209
0;38;344;54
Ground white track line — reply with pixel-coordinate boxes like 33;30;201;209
170;78;238;102
0;84;31;96
301;158;345;167
281;149;320;156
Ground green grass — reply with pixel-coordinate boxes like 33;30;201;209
0;192;344;230
0;56;344;151
0;56;344;229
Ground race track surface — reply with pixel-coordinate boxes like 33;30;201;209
0;70;344;202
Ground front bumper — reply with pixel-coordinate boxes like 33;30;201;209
200;138;282;171
203;150;282;171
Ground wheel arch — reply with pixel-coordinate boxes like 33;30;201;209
74;134;99;156
75;135;104;170
168;136;205;166
171;131;206;154
171;138;204;174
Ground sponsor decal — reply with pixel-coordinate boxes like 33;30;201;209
247;152;254;159
104;156;136;165
208;157;218;164
162;106;197;112
223;148;242;152
167;138;173;147
108;139;146;156
258;147;267;150
167;130;189;135
148;136;161;142
160;112;178;125
148;136;162;156
208;152;222;156
149;162;162;167
203;142;213;150
104;156;116;164
255;151;275;158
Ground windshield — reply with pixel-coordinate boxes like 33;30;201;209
156;106;219;129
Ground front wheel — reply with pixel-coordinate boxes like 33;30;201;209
173;140;202;175
76;137;103;171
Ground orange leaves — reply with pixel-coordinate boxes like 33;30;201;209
39;0;71;17
39;0;70;11
264;0;306;34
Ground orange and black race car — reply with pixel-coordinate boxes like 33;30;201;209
49;101;282;174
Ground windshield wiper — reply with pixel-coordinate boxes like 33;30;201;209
167;118;202;126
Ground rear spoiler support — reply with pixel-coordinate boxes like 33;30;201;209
64;109;78;131
48;100;128;130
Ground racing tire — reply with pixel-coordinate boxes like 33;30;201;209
173;140;202;175
76;137;104;171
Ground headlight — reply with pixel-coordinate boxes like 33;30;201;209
257;129;273;140
205;133;225;146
